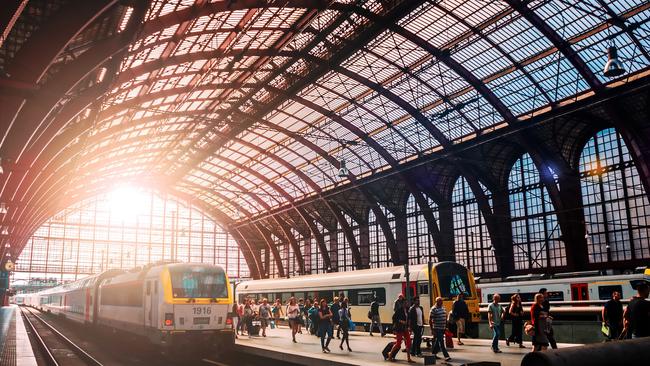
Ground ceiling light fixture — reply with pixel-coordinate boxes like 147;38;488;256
338;158;349;178
603;46;625;77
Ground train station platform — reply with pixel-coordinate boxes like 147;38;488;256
234;327;580;366
0;306;37;366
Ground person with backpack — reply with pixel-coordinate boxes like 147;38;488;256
369;295;384;336
338;298;352;351
506;294;525;348
451;293;469;345
623;279;650;338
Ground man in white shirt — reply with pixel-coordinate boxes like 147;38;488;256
409;296;425;357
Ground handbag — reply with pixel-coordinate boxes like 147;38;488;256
349;319;355;330
524;321;535;336
367;311;373;319
601;322;610;338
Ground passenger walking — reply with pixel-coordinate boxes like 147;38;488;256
369;295;385;336
429;296;451;362
389;298;415;363
309;300;320;336
298;298;305;334
243;299;254;336
506;294;525;348
304;299;312;332
287;297;301;343
272;298;283;324
451;293;469;345
488;294;504;353
531;293;549;351
393;293;405;312
232;300;240;339
236;300;245;335
258;298;272;337
408;296;424;357
623;279;650;338
338;298;352;351
602;291;623;340
539;288;557;349
318;299;334;353
331;296;341;339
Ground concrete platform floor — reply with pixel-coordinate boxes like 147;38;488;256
0;306;37;366
234;326;581;366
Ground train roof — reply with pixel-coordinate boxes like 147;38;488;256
476;272;643;289
237;262;466;292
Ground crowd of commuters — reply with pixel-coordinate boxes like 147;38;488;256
229;278;649;361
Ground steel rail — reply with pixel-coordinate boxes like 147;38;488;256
20;307;104;366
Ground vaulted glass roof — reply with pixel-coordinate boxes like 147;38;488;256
62;0;650;220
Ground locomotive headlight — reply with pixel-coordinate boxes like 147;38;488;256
164;313;174;326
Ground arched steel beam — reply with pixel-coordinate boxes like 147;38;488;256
230;228;262;279
430;1;554;106
0;1;28;48
0;2;150;240
252;222;286;278
504;0;603;90
0;0;117;142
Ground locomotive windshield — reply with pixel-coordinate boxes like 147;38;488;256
436;262;473;299
170;265;228;299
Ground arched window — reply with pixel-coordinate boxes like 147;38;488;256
368;208;392;268
579;128;650;263
452;177;497;274
406;194;438;264
311;222;325;273
334;214;357;272
18;190;249;283
508;153;566;270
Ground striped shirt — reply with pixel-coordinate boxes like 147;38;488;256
430;306;447;330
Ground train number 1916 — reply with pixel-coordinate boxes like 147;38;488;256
192;306;212;315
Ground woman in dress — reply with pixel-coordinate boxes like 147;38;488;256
286;297;301;343
507;294;525;348
531;293;549;351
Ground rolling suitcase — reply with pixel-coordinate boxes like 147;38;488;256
382;341;396;360
249;320;261;336
445;330;454;349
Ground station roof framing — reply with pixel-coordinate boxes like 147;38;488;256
1;0;650;261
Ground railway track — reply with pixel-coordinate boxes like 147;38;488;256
19;307;104;366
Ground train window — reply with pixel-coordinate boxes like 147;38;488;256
356;288;386;306
598;285;623;300
419;283;429;295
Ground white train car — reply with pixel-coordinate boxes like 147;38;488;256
27;263;234;355
237;262;481;337
477;271;644;304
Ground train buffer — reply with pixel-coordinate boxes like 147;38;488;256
234;326;579;366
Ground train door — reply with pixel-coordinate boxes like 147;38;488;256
145;280;155;328
570;283;589;301
402;281;417;299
